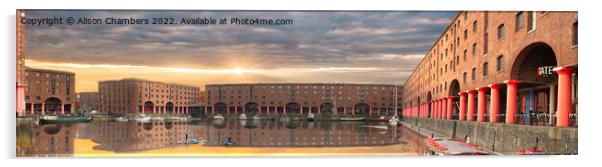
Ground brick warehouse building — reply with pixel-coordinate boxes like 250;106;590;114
99;78;201;115
23;67;76;115
205;83;402;117
401;11;578;127
77;92;99;113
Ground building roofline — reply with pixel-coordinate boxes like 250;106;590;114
404;11;463;85
98;78;200;89
25;66;76;75
77;92;99;94
206;83;403;87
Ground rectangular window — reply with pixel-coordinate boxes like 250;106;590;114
483;62;489;76
498;24;505;40
464;29;468;40
463;49;467;60
471;68;476;81
528;11;536;32
515;12;524;31
573;22;578;46
497;55;504;72
473;21;478;32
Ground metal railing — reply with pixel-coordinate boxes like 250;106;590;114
427;112;578;128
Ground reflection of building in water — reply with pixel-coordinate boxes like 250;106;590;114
203;120;414;147
84;121;198;152
16;123;76;157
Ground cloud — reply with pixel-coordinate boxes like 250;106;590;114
22;10;456;89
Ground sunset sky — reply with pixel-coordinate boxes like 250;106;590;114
23;10;456;92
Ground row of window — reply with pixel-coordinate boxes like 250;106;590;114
24;96;71;101
461;55;505;84
413;11;577;97
212;85;394;90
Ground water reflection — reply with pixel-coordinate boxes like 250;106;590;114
203;120;404;147
16;120;428;156
17;122;76;157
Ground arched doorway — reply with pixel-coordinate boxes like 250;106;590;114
354;103;370;116
214;102;227;115
285;102;301;115
320;103;334;115
44;97;61;115
165;102;174;114
448;79;460;119
510;42;558;125
143;101;154;113
245;102;259;116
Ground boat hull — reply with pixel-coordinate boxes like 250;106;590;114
39;116;92;124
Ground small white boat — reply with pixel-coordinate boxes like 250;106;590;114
167;116;188;121
239;113;247;120
253;115;261;120
213;114;224;120
151;116;164;121
307;112;316;121
114;116;129;122
136;114;151;122
279;116;290;122
388;116;399;126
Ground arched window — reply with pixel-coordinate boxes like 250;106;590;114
472;43;477;56
498;24;505;40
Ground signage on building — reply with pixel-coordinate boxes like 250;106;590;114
536;66;556;77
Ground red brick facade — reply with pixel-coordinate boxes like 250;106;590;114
402;11;578;127
78;92;99;113
205;83;402;116
24;67;76;115
99;78;201;115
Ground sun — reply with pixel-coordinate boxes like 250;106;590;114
233;67;244;75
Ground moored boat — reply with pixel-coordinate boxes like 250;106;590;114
135;114;151;122
213;114;225;120
339;117;366;121
239;113;247;120
307;112;316;121
114;116;129;122
279;116;290;122
151;116;164;121
39;115;92;124
388;116;399;126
